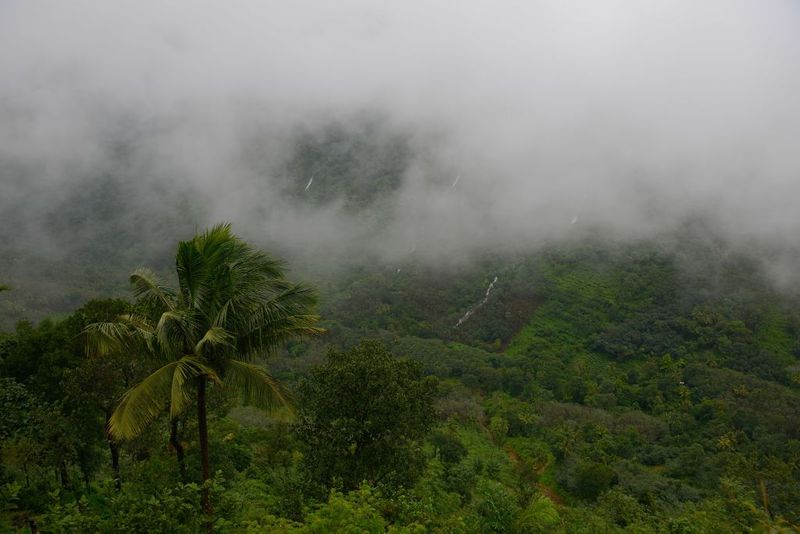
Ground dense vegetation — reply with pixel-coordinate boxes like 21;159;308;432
1;127;799;532
1;225;799;532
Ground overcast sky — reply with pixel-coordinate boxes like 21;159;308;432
2;1;799;270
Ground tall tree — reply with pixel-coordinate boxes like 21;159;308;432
86;223;323;528
299;341;437;494
64;299;140;490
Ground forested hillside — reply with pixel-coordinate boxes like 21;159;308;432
2;224;799;531
4;1;800;531
2;120;800;532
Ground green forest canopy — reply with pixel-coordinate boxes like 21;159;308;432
1;227;799;532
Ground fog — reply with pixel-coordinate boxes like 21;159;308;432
2;0;800;272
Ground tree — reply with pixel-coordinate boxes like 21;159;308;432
515;494;560;533
470;479;520;533
86;223;322;528
303;485;386;533
1;300;134;490
572;461;618;500
298;341;437;494
64;299;141;489
0;377;82;519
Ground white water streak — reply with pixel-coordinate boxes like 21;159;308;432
454;276;498;328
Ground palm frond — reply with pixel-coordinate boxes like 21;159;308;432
156;309;196;358
130;268;176;311
110;356;222;440
169;356;221;418
230;281;314;325
117;313;158;351
238;316;325;360
178;223;288;324
84;320;140;357
194;326;234;356
228;283;318;333
109;361;179;440
224;360;293;413
176;238;210;309
232;283;323;358
117;313;156;333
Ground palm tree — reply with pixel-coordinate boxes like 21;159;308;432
86;223;323;527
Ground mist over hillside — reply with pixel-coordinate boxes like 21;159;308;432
3;3;800;531
2;0;800;283
2;115;798;328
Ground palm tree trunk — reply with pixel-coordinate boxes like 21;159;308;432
170;418;187;483
105;411;121;490
197;375;213;532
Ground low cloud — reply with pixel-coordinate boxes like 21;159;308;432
1;0;799;277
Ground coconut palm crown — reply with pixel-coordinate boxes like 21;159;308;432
86;223;323;440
